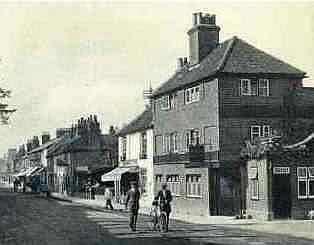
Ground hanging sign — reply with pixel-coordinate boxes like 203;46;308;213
273;167;290;175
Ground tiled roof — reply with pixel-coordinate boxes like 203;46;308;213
28;138;61;154
117;108;153;136
47;136;81;157
153;36;306;97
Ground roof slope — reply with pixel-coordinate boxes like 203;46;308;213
28;138;61;154
153;36;306;97
118;108;153;136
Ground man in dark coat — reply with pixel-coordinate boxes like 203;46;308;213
125;181;140;231
155;183;172;232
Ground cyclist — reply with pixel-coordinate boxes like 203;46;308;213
155;183;172;232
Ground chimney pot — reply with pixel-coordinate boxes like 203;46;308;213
183;57;188;65
177;57;183;70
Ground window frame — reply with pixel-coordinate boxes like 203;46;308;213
121;136;127;161
240;78;270;96
186;174;202;198
139;132;147;159
298;167;309;199
166;175;181;197
185;85;200;104
259;79;270;96
161;95;170;110
250;125;261;141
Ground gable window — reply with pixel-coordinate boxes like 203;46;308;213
240;79;270;96
121;137;127;161
140;132;147;159
186;175;202;197
186;129;200;149
250;125;271;141
298;167;314;199
185;85;200;104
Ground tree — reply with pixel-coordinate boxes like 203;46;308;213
0;87;16;124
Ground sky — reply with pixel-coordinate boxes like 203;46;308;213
0;1;313;156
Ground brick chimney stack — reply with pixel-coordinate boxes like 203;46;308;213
188;12;220;66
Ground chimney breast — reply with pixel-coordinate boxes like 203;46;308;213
188;12;220;66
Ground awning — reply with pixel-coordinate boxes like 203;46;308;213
248;167;258;179
29;167;45;177
101;167;138;182
26;167;42;177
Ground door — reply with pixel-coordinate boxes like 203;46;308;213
272;174;291;219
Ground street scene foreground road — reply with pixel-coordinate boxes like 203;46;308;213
0;188;313;245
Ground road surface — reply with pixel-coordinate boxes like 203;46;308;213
0;188;313;245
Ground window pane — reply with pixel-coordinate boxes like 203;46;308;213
251;80;258;96
298;180;307;197
298;167;307;178
259;79;269;96
309;180;314;196
308;167;314;178
241;79;250;95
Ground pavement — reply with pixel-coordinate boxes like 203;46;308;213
0;187;313;244
49;192;314;240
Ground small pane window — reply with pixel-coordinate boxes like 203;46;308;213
241;79;250;95
259;79;269;96
251;80;258;96
298;180;307;198
298;167;307;178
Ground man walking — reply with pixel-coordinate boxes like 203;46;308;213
155;183;172;232
125;181;140;232
104;187;114;210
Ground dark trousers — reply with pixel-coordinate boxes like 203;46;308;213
165;212;170;231
105;199;114;210
129;208;138;229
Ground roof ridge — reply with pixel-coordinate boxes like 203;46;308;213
216;36;237;72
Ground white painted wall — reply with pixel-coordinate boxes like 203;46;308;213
118;128;154;207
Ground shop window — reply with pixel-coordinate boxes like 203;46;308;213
166;175;180;196
297;167;314;199
186;175;202;197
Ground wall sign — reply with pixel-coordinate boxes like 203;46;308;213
273;167;290;174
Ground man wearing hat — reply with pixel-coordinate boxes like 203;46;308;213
155;183;172;232
125;181;141;231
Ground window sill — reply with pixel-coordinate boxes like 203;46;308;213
186;195;202;199
251;197;259;201
185;100;199;105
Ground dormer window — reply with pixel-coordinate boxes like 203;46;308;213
240;79;269;96
185;85;200;104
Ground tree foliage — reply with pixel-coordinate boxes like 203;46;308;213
0;87;16;124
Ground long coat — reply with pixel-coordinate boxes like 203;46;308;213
125;189;140;210
155;189;172;213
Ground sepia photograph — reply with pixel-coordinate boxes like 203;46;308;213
0;1;313;244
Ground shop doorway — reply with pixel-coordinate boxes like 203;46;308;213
272;174;291;219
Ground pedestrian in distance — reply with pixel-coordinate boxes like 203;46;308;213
155;183;172;232
104;187;114;210
125;181;140;232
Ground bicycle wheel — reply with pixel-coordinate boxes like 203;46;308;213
147;210;157;231
159;212;167;233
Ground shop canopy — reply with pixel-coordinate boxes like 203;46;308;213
14;166;42;177
101;167;138;182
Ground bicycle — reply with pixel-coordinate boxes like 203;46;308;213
148;201;168;232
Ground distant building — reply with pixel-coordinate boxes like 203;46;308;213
47;115;116;196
